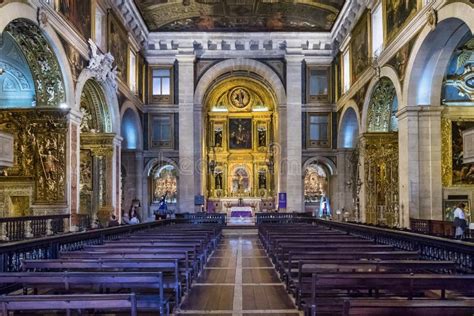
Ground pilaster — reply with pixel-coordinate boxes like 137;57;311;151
284;54;304;212
177;54;197;213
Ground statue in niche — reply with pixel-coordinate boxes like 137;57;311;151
258;128;266;147
232;167;249;193
258;171;267;189
215;172;223;190
41;149;59;180
214;129;222;147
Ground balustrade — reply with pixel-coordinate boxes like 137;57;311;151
0;215;69;242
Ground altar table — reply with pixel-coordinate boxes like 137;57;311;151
230;206;253;217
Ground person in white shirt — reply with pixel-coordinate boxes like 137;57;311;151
453;203;467;240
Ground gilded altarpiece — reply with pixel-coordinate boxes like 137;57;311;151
361;133;399;227
205;78;277;200
0;110;68;212
442;118;474;186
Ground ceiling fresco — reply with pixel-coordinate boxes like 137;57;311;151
133;0;346;32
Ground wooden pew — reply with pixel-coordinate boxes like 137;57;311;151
0;271;170;315
279;250;420;282
21;258;183;304
341;299;474;316
0;293;138;316
58;251;194;290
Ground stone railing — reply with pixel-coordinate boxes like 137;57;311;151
0;215;69;242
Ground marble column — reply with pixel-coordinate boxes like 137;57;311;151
67;111;81;230
177;54;196;213
335;149;355;213
397;106;420;228
135;150;144;218
284;54;304;212
417;107;443;220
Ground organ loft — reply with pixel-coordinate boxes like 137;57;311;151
0;0;473;315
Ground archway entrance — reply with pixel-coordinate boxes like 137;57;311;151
362;77;399;226
203;76;278;214
79;79;114;225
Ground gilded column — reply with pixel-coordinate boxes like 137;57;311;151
284;54;304;212
177;54;196;213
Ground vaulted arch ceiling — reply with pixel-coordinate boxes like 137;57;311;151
134;0;346;32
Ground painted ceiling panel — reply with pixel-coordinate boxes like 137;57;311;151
134;0;346;32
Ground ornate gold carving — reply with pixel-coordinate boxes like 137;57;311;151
362;133;399;227
229;87;251;109
441;117;452;187
0;109;68;203
204;77;276;199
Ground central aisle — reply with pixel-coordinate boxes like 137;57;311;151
177;229;301;316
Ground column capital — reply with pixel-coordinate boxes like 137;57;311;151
176;53;196;64
284;53;304;64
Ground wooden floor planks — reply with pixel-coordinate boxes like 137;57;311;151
176;229;301;316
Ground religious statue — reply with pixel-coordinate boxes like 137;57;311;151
215;172;223;190
258;171;266;189
258;128;266;147
41;149;59;180
214;129;222;147
230;88;250;108
318;193;331;218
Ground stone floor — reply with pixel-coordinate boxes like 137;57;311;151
176;229;301;316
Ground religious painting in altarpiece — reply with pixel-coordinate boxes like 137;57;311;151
442;118;474;186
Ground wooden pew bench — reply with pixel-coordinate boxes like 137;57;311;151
0;293;138;316
280;251;420;283
340;299;474;316
21;258;183;304
299;273;474;311
58;251;194;291
0;271;170;315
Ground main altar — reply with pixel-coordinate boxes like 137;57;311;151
202;77;279;220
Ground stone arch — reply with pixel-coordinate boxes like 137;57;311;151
75;70;120;135
0;2;74;108
120;102;143;151
194;58;286;106
338;100;361;149
144;158;179;178
303;156;336;176
80;79;112;133
362;67;402;133
403;2;474;108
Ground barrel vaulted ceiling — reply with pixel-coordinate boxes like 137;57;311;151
133;0;346;32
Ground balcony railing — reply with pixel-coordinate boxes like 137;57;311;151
0;215;69;242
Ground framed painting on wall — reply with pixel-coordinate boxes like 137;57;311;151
57;0;92;40
350;12;369;84
108;10;128;83
384;0;419;44
229;118;252;149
